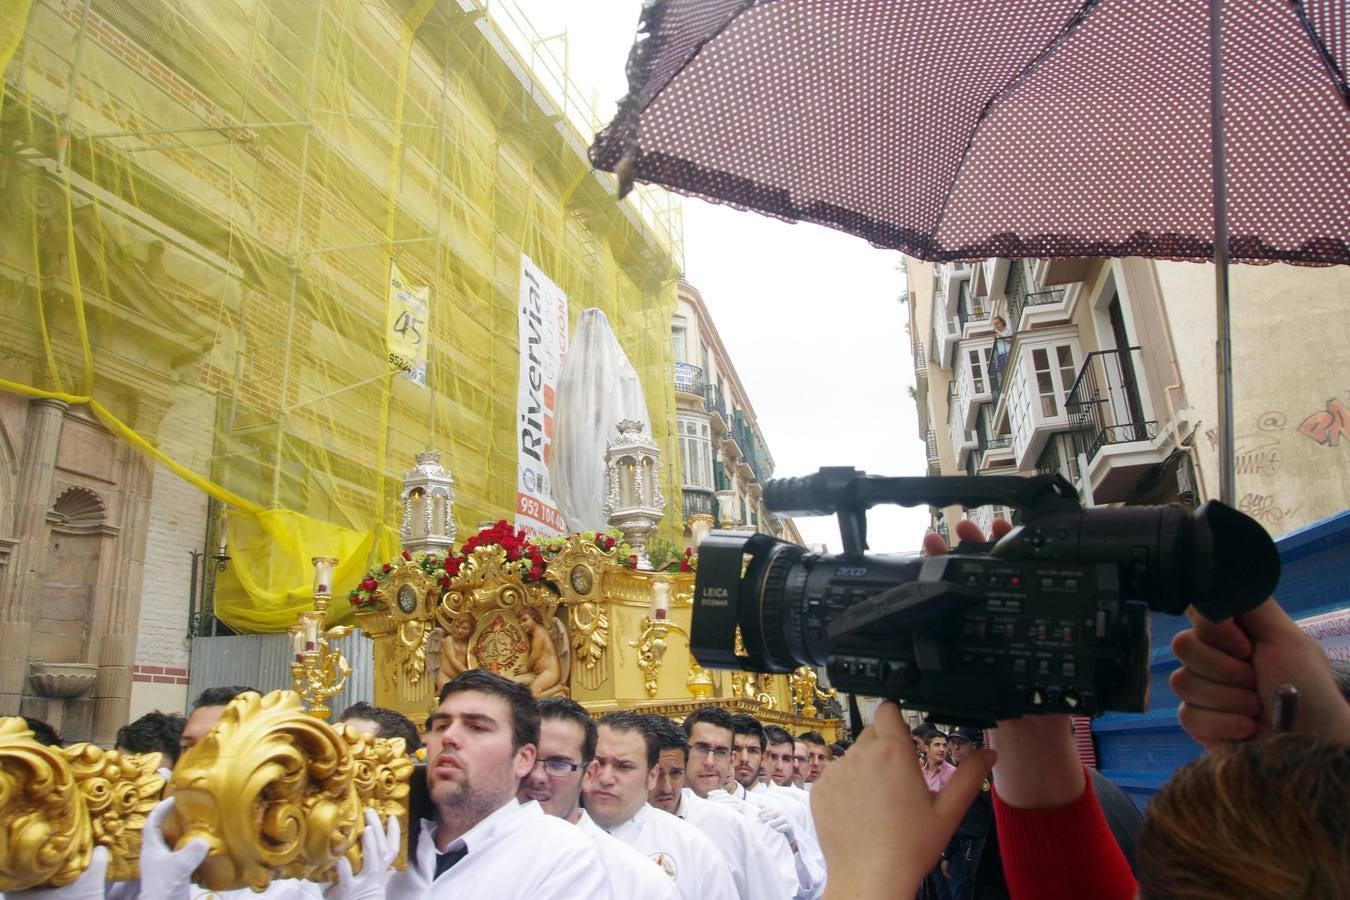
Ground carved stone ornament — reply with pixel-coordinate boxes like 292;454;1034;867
0;717;164;891
163;691;408;892
542;538;614;679
604;419;666;569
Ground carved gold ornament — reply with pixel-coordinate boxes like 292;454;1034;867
164;691;408;892
0;717;164;891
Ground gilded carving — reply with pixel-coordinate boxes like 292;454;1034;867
163;691;366;891
64;743;163;883
0;717;91;891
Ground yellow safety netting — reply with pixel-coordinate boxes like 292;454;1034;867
0;0;683;631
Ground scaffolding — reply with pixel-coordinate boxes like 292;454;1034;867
0;0;684;631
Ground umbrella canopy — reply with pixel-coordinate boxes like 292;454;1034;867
592;0;1349;265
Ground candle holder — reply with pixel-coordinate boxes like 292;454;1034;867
290;557;352;719
628;615;710;700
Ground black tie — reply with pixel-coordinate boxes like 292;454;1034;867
435;844;468;878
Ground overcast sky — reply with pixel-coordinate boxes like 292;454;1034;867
513;0;930;552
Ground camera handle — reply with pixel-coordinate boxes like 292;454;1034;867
764;469;1082;556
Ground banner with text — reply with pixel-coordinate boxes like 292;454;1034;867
386;261;429;387
515;254;568;537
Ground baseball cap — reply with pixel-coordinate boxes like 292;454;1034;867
946;727;983;744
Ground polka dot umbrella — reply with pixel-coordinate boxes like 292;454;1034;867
590;0;1350;503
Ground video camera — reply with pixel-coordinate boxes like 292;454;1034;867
690;468;1280;725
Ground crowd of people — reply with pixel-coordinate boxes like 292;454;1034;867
7;524;1349;899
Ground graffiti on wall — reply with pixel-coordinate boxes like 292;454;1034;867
1298;398;1350;448
1238;493;1297;529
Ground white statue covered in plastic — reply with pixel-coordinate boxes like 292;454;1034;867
549;308;651;533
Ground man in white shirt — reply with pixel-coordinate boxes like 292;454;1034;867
519;696;678;899
583;711;737;900
765;726;811;808
668;710;804;900
731;714;827;899
388;669;610;899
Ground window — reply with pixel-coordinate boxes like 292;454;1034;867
672;316;688;362
1032;345;1077;417
967;345;995;394
678;416;713;490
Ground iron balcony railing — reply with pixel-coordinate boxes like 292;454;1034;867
1007;286;1065;331
956;295;990;330
1066;346;1159;464
925;429;939;462
914;340;926;378
681;488;719;522
1035;432;1082;486
989;337;1013;402
978;434;1012;468
674;362;705;396
704;383;727;419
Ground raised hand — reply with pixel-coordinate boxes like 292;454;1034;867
325;809;402;900
812;702;996;899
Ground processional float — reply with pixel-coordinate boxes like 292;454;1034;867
0;422;838;891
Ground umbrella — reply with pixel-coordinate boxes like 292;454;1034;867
590;0;1350;504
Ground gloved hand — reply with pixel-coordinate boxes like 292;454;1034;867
324;810;402;900
757;805;797;846
8;846;109;900
384;817;436;896
138;796;211;900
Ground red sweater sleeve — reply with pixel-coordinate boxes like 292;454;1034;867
992;766;1137;900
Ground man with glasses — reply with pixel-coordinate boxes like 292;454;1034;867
583;711;737;900
799;732;829;786
792;738;810;789
520;697;678;898
664;709;797;900
386;670;609;898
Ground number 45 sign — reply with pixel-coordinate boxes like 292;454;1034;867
387;261;429;387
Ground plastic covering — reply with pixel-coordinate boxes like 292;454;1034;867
0;0;683;631
550;308;651;533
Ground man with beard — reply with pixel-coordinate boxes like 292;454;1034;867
387;669;608;898
519;697;677;898
671;709;799;900
584;711;737;900
730;713;826;899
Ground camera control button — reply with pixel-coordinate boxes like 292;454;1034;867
1012;658;1028;674
1061;660;1077;677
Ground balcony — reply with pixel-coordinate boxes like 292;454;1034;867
978;433;1014;470
925;429;939;463
1066;346;1166;504
995;330;1084;469
957;294;991;337
948;397;978;469
913;339;927;383
953;338;995;432
1035;432;1082;489
681;488;719;523
674;362;705;397
704;383;728;431
932;290;961;368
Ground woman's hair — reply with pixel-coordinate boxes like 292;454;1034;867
1137;734;1350;899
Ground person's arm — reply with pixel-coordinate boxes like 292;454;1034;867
992;766;1135;900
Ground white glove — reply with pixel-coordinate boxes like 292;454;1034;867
137;796;211;900
757;805;797;845
384;817;436;897
8;846;109;900
325;810;401;900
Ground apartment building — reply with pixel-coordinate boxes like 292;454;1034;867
909;255;1350;537
671;281;803;548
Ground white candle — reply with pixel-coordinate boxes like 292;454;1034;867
291;628;304;662
652;582;670;621
312;557;336;597
303;617;317;650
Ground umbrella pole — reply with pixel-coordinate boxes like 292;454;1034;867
1209;0;1236;506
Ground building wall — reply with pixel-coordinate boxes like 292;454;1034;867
1155;260;1350;532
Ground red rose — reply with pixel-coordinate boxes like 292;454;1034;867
381;563;393;573
360;577;377;592
680;560;692;572
439;577;451;589
685;547;693;556
446;559;461;575
401;550;412;561
628;554;638;567
605;537;615;549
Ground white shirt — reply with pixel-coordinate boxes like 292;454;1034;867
706;787;808;897
576;808;680;900
677;787;798;900
604;801;739;900
188;879;322;899
745;782;827;899
388;798;611;900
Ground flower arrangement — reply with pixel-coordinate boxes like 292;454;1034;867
347;523;692;612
